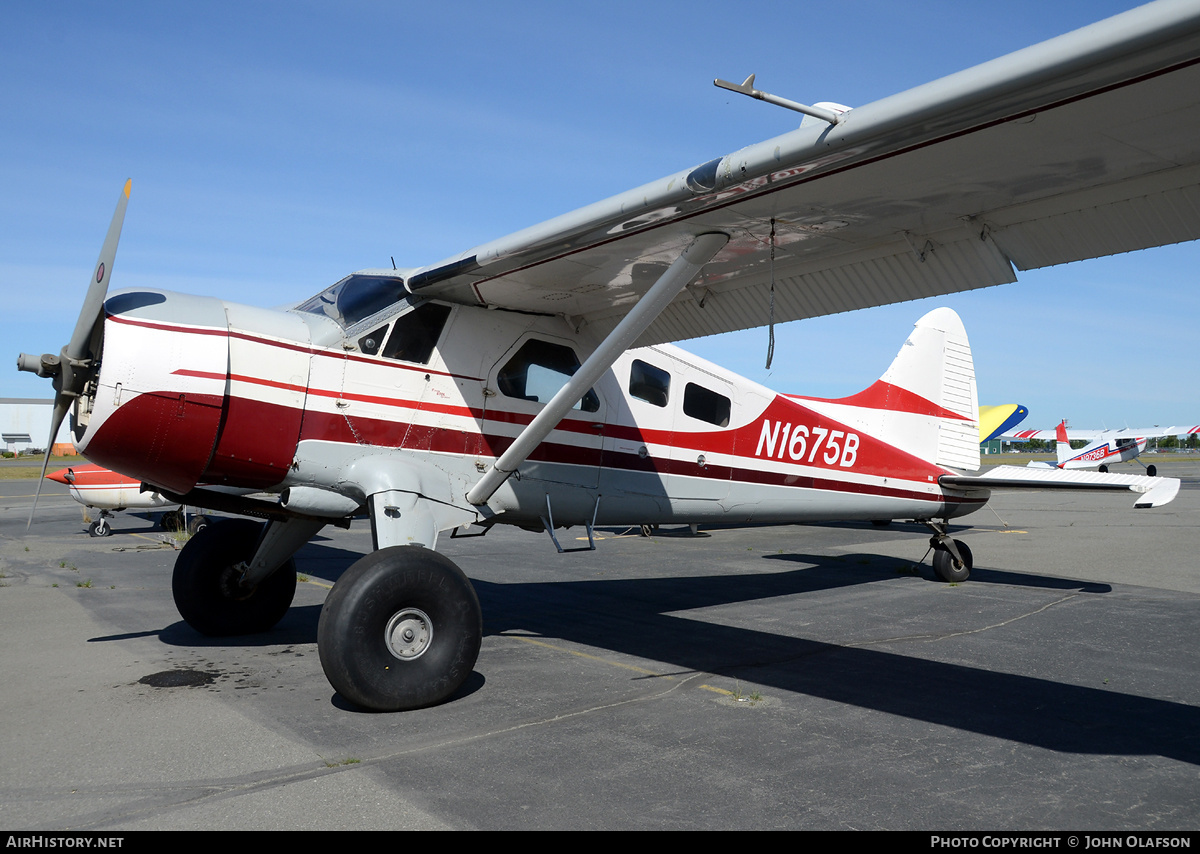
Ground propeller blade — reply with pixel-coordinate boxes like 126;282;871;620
23;179;132;529
26;396;70;530
67;179;131;362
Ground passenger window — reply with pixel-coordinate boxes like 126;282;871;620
629;360;670;407
683;382;730;427
497;339;600;412
380;303;452;364
358;324;389;356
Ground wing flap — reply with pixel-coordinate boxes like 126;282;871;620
988;165;1200;271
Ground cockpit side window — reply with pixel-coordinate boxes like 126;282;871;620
497;339;600;412
358;324;390;356
295;274;408;328
380;303;452;365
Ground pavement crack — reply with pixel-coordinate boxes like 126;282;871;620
848;593;1082;647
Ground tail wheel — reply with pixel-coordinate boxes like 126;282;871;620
88;518;112;537
318;547;482;712
932;539;973;583
172;519;296;636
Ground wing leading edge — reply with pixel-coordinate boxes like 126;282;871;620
407;0;1200;348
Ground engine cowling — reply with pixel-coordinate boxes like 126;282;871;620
77;289;312;493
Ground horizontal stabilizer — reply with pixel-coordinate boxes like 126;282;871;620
939;466;1180;508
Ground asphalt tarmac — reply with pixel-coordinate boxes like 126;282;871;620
2;457;1198;830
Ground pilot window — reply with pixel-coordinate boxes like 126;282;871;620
497;339;600;412
683;382;731;427
380;303;452;364
629;359;670;407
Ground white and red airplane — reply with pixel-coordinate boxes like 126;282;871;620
17;2;1200;711
45;463;207;537
1015;421;1200;476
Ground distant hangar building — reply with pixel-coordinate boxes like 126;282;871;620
1;398;71;454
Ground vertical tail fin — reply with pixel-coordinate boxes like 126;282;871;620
795;307;980;470
877;307;980;470
1055;420;1071;466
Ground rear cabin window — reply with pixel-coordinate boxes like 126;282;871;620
498;339;599;412
683;382;731;427
629;360;670;407
380;303;452;364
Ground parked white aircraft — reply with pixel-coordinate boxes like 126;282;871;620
1015;421;1200;476
45;463;208;537
17;2;1200;711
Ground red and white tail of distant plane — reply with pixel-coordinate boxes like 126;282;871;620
1016;421;1200;476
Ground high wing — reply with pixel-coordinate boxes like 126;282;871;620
402;0;1200;349
1010;425;1200;441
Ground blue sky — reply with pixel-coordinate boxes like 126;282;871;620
3;0;1196;431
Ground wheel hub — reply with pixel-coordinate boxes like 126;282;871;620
385;608;432;661
216;564;255;601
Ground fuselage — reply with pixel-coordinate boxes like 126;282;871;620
72;279;986;530
1058;436;1147;469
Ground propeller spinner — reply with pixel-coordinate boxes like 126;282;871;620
17;179;131;525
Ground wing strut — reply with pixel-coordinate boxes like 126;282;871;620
466;232;729;506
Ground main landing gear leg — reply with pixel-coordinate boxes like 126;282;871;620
923;520;973;583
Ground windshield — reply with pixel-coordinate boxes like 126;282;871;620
295;274;408;328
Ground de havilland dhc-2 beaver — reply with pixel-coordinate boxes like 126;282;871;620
17;1;1200;711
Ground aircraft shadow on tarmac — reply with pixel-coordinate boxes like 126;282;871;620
467;566;1196;766
92;540;1197;765
760;552;1114;594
